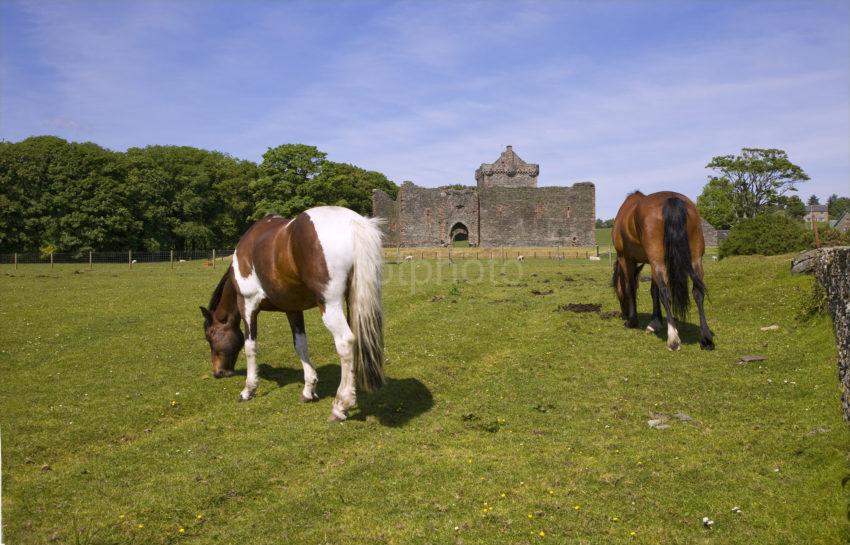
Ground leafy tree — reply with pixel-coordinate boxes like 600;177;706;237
250;144;326;219
298;161;397;215
807;195;820;206
779;195;806;220
125;145;257;250
705;148;809;221
827;194;850;219
595;218;614;228
250;145;398;218
0;136;140;252
0;137;394;251
696;177;737;229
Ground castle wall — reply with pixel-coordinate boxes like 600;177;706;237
701;218;718;247
476;171;537;189
397;182;479;246
372;189;399;246
478;183;596;246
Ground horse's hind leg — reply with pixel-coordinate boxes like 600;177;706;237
652;265;681;351
692;261;715;350
322;301;356;422
646;279;663;333
286;311;319;401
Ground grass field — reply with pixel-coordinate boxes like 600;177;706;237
0;255;847;544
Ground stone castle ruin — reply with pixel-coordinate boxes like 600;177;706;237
372;146;596;247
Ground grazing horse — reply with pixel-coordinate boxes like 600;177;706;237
200;206;385;422
612;191;714;351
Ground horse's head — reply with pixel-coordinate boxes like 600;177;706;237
200;306;244;378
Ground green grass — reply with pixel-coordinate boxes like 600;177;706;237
596;227;612;247
0;256;847;544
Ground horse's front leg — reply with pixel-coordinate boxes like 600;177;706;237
239;302;260;401
322;302;356;422
286;311;319;402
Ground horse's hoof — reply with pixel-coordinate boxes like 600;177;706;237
667;342;681;352
300;393;319;403
328;413;347;423
239;391;256;402
700;340;715;351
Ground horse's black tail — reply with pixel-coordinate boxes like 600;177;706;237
663;197;694;321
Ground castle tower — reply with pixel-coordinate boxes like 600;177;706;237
474;145;540;188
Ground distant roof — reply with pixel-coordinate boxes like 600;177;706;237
806;204;828;212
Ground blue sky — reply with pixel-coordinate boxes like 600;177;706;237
1;0;848;218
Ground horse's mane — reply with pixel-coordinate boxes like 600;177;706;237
208;269;231;312
628;189;644;196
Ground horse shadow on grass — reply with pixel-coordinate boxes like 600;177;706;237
248;363;433;427
635;312;705;346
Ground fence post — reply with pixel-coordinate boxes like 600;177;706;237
212;249;216;269
396;245;400;264
14;252;17;271
50;252;54;270
170;249;174;270
129;250;132;269
89;251;92;270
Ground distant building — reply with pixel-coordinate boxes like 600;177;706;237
804;204;829;223
700;218;728;247
373;146;595;247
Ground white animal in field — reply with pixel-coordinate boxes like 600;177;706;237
131;259;137;263
588;255;601;261
179;259;187;262
516;255;524;261
404;255;414;261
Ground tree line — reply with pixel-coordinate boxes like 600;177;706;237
0;136;398;253
697;147;848;229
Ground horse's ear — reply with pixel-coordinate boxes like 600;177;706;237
200;306;212;322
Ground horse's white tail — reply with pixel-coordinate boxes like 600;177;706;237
350;216;385;392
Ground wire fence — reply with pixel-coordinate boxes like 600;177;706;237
0;249;233;269
0;246;612;269
0;244;722;271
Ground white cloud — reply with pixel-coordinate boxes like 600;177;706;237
1;0;847;217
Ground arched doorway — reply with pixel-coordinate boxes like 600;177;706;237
450;222;469;247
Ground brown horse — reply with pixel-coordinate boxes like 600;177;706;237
612;191;714;351
200;206;385;422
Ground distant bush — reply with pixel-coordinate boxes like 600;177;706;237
719;214;809;258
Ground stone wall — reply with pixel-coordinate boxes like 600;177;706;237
810;247;850;422
478;183;596;247
372;189;399;246
396;182;479;246
701;218;718;246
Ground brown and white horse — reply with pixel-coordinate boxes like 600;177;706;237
612;191;714;351
200;206;385;422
